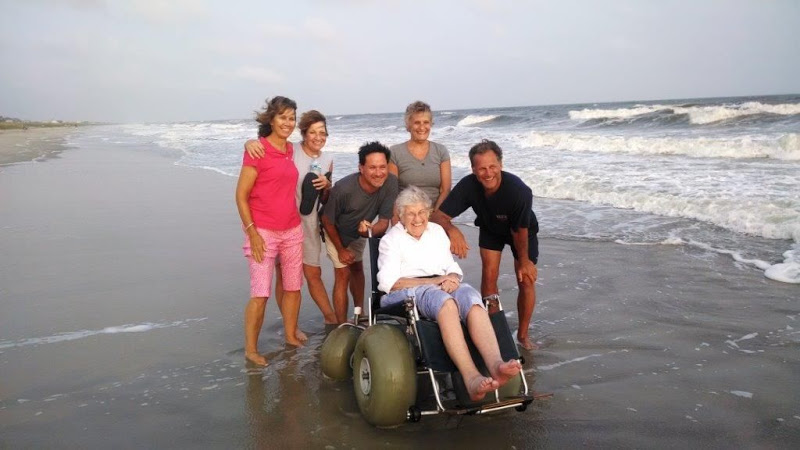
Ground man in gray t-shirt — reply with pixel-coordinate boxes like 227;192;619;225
321;142;398;323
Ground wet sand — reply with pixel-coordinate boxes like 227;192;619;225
1;131;798;448
0;128;79;166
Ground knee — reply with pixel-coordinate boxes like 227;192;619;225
334;268;350;282
518;277;535;290
436;298;458;320
303;265;322;280
248;297;268;307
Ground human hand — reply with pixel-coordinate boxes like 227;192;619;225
245;139;265;159
448;228;470;258
516;259;538;285
439;276;460;293
357;220;373;237
338;248;356;265
249;231;266;263
313;174;330;190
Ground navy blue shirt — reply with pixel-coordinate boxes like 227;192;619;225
439;171;538;238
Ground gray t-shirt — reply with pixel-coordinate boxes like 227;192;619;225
322;172;399;247
389;141;450;205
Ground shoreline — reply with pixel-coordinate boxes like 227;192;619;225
1;130;798;448
0;127;79;166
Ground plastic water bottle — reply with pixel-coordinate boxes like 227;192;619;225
310;159;322;175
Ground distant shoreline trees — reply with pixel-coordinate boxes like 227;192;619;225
1;116;87;130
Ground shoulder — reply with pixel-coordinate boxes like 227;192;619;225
384;174;399;190
426;222;447;237
332;173;358;192
501;172;532;192
388;143;407;161
430;141;449;155
389;142;407;152
454;173;478;189
380;223;405;248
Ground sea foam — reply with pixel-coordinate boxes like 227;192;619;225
569;101;800;125
0;318;207;349
516;131;800;160
457;114;499;127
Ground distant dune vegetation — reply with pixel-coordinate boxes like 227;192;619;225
1;116;87;130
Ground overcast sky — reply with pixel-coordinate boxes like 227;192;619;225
1;0;798;122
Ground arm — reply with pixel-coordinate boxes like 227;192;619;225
510;226;537;284
235;166;265;263
319;163;333;204
388;162;399;177
244;139;265;159
434;159;452;210
429;209;470;258
362;217;391;238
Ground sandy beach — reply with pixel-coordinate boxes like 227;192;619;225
1;129;798;448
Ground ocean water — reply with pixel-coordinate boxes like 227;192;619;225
86;94;800;284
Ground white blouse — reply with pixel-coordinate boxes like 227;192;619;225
377;222;463;294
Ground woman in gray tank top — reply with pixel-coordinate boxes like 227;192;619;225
388;101;452;210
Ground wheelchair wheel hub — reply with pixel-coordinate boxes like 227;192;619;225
358;358;372;396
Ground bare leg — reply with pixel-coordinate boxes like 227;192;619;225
514;258;537;350
304;264;337;324
349;261;365;310
274;263;284;311
275;264;307;341
479;248;502;314
244;296;269;366
332;266;352;324
465;305;521;386
437;300;498;401
281;290;304;347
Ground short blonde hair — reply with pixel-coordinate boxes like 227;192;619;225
404;100;433;129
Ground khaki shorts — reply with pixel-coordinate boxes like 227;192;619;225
323;229;366;269
300;213;323;267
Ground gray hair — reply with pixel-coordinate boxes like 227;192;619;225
404;100;433;129
394;185;432;217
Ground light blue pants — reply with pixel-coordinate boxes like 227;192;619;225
381;283;483;321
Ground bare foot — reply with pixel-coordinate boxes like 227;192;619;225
296;329;308;342
466;375;499;401
517;336;539;351
492;360;522;386
245;352;268;366
285;337;305;347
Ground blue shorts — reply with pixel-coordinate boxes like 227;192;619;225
380;283;483;321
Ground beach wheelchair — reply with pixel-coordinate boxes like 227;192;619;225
320;237;534;427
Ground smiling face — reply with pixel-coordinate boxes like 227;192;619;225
303;121;327;153
406;111;432;143
359;151;389;191
400;202;430;239
471;150;503;194
269;108;296;140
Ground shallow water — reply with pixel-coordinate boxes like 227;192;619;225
1;134;798;448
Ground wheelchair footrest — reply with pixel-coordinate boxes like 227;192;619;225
444;396;534;416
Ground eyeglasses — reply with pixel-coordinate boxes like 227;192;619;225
403;208;432;220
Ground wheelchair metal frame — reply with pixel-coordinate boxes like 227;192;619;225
363;237;533;420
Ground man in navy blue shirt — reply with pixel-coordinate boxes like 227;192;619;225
431;140;540;350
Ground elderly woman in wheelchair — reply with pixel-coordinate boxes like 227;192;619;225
320;186;531;427
377;186;522;401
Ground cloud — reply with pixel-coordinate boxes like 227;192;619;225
123;0;210;24
21;0;105;9
230;66;285;84
303;17;339;42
